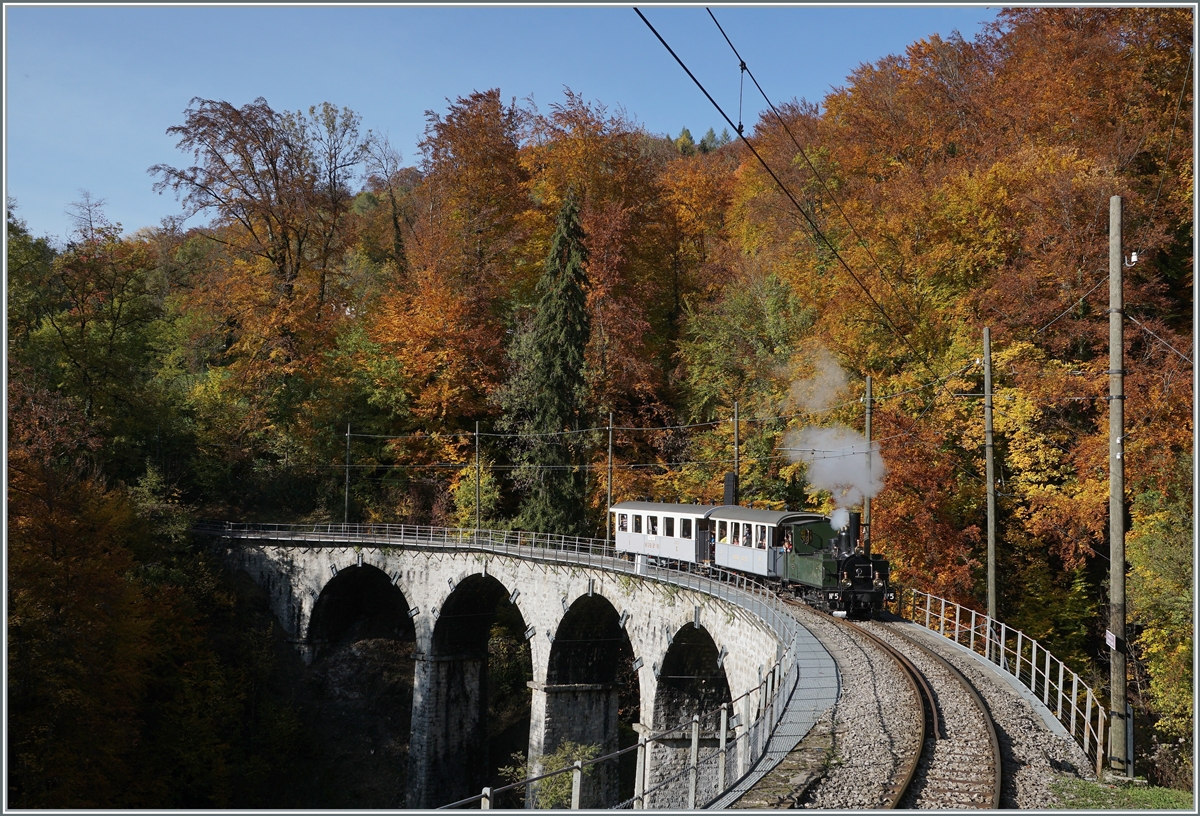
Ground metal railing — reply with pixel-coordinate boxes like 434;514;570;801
198;520;801;646
902;588;1107;778
438;655;801;810
201;520;806;808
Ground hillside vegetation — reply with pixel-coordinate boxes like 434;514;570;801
8;8;1192;804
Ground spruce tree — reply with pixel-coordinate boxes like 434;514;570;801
499;195;591;535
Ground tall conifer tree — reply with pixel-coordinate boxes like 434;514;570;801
500;195;591;535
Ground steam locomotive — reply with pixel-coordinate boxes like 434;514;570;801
609;482;893;618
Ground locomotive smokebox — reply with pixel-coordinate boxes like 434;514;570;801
723;472;739;506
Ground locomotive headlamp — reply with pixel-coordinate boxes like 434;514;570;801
841;578;852;588
873;577;884;589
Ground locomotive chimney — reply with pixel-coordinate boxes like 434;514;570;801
723;471;739;506
849;511;862;553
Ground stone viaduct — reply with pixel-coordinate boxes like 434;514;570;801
210;524;837;809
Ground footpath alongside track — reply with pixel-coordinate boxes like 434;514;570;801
724;602;1092;810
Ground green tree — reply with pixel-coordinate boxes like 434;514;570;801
675;126;697;156
500;741;599;809
451;454;503;529
1127;455;1194;743
11;196;176;482
6;200;58;354
498;196;591;535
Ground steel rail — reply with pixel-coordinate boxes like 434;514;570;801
781;600;929;809
876;621;1003;809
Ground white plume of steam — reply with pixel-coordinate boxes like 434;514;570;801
829;507;850;532
781;348;885;513
785;347;849;414
784;425;886;509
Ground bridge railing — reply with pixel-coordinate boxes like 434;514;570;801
202;520;806;809
901;588;1107;778
199;520;801;644
437;650;802;810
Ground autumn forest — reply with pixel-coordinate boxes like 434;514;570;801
7;8;1194;806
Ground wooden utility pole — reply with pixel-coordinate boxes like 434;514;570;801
984;328;997;625
1108;195;1129;777
864;376;872;551
607;412;614;544
475;421;481;533
733;401;740;485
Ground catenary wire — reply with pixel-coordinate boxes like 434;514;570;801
634;7;936;382
706;7;924;332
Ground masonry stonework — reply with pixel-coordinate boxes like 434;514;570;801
229;544;794;808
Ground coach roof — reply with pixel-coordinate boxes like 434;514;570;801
610;501;830;526
609;500;716;515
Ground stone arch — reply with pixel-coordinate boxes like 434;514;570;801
411;573;533;808
647;624;733;807
301;564;417;806
307;564;414;658
653;624;732;729
531;593;639;807
547;593;632;685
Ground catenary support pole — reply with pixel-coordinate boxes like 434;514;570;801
1108;195;1128;777
475;420;481;533
607;412;614;543
985;328;997;628
864;375;872;551
733;401;740;491
344;423;351;524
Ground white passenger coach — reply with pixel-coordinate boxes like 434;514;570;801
609;500;830;579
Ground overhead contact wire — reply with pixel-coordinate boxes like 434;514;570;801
706;7;925;335
636;8;932;383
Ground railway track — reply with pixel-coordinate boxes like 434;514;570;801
856;619;1002;809
775;600;1001;809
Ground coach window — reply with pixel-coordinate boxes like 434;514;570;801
633;514;643;534
681;518;692;539
648;515;658;535
664;516;675;537
731;522;740;546
618;513;628;532
718;520;728;543
756;524;767;549
741;524;752;547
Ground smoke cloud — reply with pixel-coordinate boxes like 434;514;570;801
829;507;850;532
780;346;886;512
784;425;886;509
785;347;849;414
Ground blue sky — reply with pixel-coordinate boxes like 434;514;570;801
5;4;999;243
